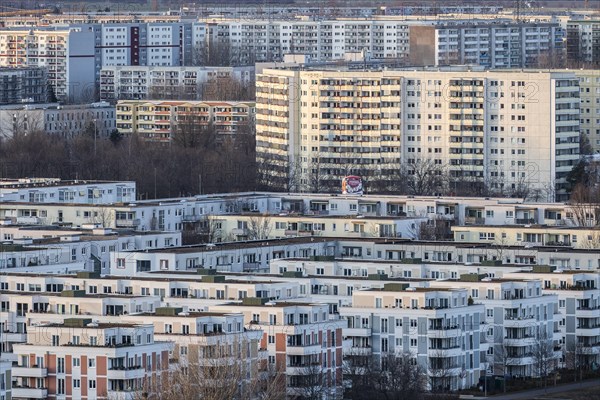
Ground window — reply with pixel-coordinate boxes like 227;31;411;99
73;379;81;388
58;378;65;395
116;258;126;269
88;358;96;368
73;358;80;367
89;380;96;389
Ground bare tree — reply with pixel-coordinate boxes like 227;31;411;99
568;184;600;227
411;216;452;241
289;359;337;400
531;328;558;388
405;159;448;196
428;349;457;393
134;341;285;400
344;351;427;400
92;207;113;227
493;337;516;394
247;214;273;241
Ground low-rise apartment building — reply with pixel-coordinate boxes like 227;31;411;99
211;299;346;399
115;100;255;142
11;319;170;400
0;178;135;204
504;269;600;368
340;284;485;391
452;224;600;250
429;276;560;379
0;225;181;275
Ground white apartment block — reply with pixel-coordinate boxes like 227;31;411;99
430;276;560;379
427;22;564;68
204;19;411;65
0;225;182;275
340;285;485;391
89;23;194;70
115;100;255;142
0;102;115;139
0;178;135;204
0;28;96;101
99;65;254;101
256;67;581;200
453;224;600;250
503;270;600;368
110;237;336;274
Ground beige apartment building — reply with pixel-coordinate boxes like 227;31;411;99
576;70;600;153
116;100;255;142
256;67;581;200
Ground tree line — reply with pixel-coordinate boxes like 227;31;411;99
0;124;256;199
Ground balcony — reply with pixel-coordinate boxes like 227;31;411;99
515;218;536;224
16;216;41;224
115;219;140;228
465;217;485;225
2;332;27;342
107;390;137;400
428;346;463;357
428;327;462;338
12;387;48;399
11;367;48;378
344;327;371;337
504;316;537;326
181;214;201;222
286;343;322;355
107;366;146;379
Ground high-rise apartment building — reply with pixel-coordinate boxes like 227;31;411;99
576;70;600;153
0;28;96;101
99;65;254;101
0;67;47;105
256;67;581;200
567;20;600;66
411;21;564;68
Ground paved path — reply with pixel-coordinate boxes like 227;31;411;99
478;379;600;399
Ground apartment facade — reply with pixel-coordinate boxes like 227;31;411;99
576;70;600;153
0;28;96;101
0;67;47;105
340;285;485;391
204;19;411;65
0;102;115;139
452;224;600;250
427;22;564;68
11;320;170;400
211;300;346;399
0;178;135;204
504;270;600;368
99;65;254;101
430;277;560;379
115;100;255;142
567;20;600;66
256;67;581;200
